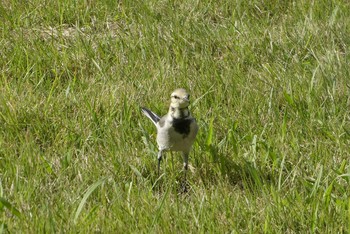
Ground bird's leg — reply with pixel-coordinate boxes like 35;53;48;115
182;153;189;192
183;152;189;174
157;150;163;176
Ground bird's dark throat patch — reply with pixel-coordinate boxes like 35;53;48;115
172;118;192;136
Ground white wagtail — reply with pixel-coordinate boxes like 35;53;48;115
141;88;198;177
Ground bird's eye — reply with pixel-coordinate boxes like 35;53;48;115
173;95;179;99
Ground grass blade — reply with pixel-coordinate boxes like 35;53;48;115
0;197;22;218
74;177;106;224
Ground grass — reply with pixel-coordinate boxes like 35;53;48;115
1;0;350;232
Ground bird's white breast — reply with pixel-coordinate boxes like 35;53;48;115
156;115;198;153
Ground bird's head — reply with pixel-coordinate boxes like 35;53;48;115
170;88;190;109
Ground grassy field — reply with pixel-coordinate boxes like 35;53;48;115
1;0;350;232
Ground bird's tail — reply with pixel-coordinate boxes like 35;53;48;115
141;107;160;126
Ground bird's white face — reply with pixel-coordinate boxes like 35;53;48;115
170;88;190;109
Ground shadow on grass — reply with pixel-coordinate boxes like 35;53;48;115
135;146;274;195
198;145;274;191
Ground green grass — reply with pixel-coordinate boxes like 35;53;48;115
1;0;350;232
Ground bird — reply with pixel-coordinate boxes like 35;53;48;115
141;88;199;179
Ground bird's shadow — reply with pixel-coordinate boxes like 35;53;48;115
147;153;191;195
196;144;275;192
143;144;276;195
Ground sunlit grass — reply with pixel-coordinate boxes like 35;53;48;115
1;0;350;232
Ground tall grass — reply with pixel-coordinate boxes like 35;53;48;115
1;0;350;232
